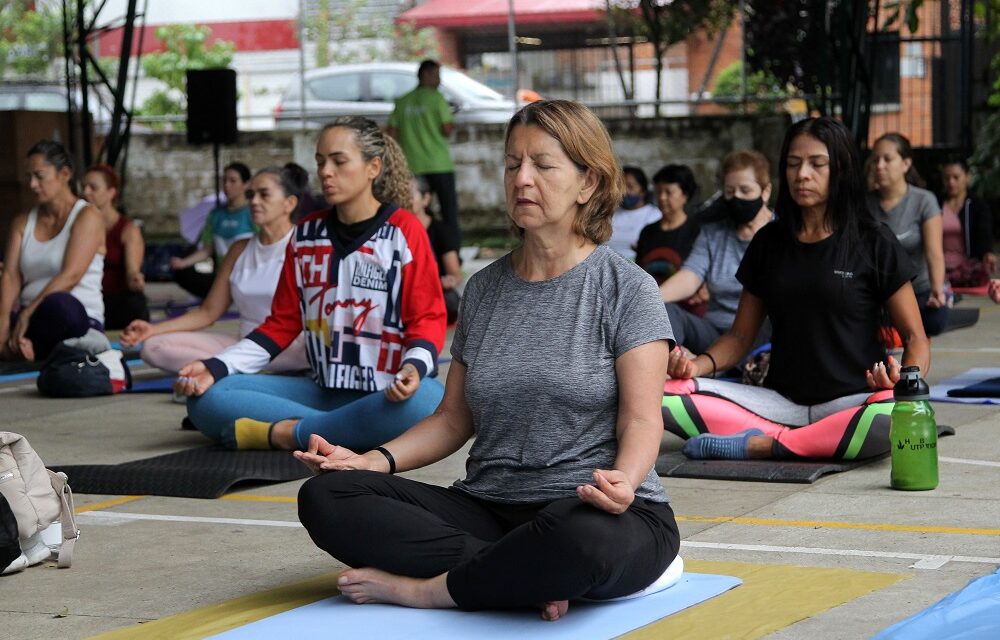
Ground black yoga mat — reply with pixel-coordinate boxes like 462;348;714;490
943;307;980;333
947;377;1000;398
51;446;311;499
658;425;955;484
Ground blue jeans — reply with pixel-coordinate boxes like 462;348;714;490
188;374;445;450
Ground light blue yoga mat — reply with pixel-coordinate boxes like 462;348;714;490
930;368;1000;405
873;567;1000;639
208;572;741;640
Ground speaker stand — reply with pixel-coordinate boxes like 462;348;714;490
213;141;222;210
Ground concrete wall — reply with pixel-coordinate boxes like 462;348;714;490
123;113;791;238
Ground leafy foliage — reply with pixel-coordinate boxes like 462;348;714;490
0;0;64;78
139;24;235;117
712;61;789;112
608;0;736;113
304;0;439;67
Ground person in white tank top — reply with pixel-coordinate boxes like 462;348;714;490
120;164;310;374
0;140;106;361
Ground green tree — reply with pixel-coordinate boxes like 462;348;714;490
712;61;788;112
0;1;64;78
609;0;735;115
139;24;235;118
303;0;440;67
969;0;1000;199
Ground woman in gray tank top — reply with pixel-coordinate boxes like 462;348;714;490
295;100;680;620
0;140;106;361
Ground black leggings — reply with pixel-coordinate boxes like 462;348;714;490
297;470;680;611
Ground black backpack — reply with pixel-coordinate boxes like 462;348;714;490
36;344;132;397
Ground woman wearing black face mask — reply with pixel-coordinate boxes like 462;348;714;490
659;149;773;356
608;166;662;260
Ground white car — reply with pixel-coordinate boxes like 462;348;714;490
274;62;517;129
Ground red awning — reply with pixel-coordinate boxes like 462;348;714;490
398;0;605;29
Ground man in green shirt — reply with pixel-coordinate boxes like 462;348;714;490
388;60;460;243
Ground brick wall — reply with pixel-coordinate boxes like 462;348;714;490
122;113;790;238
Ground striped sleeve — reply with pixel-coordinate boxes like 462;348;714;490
395;213;447;378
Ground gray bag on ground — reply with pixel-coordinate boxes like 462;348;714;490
0;432;79;569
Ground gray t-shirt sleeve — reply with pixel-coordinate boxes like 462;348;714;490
681;228;710;280
613;268;674;355
914;187;940;223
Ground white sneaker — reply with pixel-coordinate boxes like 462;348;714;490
19;532;52;566
2;553;29;575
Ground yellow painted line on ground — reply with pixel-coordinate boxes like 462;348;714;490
221;494;297;504
676;515;1000;537
75;495;145;514
86;560;905;640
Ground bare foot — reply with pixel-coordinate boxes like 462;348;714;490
541;600;569;621
337;568;456;609
747;435;775;459
269;419;299;450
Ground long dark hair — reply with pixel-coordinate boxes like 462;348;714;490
775;117;878;250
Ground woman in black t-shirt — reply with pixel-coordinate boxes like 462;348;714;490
662;117;930;461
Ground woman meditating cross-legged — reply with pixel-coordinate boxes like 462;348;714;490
295;100;680;621
173;119;446;451
664;117;930;461
120;164;309;375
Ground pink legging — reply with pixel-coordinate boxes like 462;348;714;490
662;379;895;460
141;331;309;374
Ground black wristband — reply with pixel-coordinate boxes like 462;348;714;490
374;446;396;474
701;351;717;378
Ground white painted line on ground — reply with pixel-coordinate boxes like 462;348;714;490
78;510;302;528
0;384;36;394
680;541;1000;569
932;347;1000;353
78;510;1000;570
939;456;1000;468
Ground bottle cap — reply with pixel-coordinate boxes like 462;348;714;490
893;365;930;401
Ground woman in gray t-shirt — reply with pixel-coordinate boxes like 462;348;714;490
867;132;948;335
295;101;680;620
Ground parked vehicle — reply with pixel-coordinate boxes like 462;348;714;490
0;81;74;112
273;62;516;129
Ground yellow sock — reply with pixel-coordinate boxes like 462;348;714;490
233;418;273;450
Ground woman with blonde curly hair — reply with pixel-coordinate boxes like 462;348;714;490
295;100;679;621
175;116;447;451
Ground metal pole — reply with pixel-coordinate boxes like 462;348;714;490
62;0;76;154
739;0;747;115
298;0;307;130
507;0;519;100
76;0;93;168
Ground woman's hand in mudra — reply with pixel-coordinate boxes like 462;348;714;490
293;434;384;474
576;469;634;515
866;354;901;390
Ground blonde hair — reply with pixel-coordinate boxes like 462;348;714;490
381;134;414;211
505;100;622;243
721;149;771;190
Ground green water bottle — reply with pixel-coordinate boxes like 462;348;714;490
890;366;938;490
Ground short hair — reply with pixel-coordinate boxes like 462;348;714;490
85;163;121;204
85;163;120;193
28;139;74;174
224;162;251;183
721;149;771;190
253;163;309;216
652;164;698;199
417;59;440;79
622;166;649;194
505;100;622;244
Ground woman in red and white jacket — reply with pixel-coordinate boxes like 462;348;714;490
175;118;447;450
